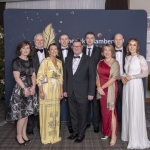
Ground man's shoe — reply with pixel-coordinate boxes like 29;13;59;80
86;124;91;129
94;126;99;133
68;126;73;133
74;135;85;143
67;133;78;140
27;130;34;135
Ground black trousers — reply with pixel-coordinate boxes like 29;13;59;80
68;92;88;135
116;80;123;122
87;97;100;127
60;98;72;127
66;97;72;127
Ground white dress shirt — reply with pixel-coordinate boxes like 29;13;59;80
86;45;94;57
115;47;124;76
61;47;68;62
36;47;45;64
72;53;83;75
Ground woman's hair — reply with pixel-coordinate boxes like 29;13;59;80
101;44;115;58
47;43;60;57
126;38;140;56
16;41;34;56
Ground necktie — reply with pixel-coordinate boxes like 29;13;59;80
36;49;43;53
88;48;91;56
115;49;122;52
61;48;69;51
73;56;80;59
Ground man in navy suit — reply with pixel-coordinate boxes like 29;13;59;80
27;33;47;135
64;39;96;143
83;32;103;133
58;34;73;133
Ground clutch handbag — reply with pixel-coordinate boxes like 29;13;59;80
96;91;101;99
41;76;48;84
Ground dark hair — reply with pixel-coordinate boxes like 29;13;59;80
16;41;34;56
101;44;115;58
126;38;140;56
47;43;60;57
72;38;82;45
85;32;95;38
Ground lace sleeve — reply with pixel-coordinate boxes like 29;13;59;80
130;55;148;79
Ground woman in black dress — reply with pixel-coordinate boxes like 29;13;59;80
6;41;38;145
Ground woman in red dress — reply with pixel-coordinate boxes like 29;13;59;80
96;44;120;146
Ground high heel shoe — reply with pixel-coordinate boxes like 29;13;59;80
23;137;31;143
110;136;117;146
101;136;109;140
15;137;26;145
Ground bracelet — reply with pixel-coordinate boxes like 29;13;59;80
22;86;26;90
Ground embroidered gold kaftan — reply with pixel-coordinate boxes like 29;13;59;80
36;57;63;144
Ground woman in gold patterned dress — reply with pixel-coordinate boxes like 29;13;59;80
36;43;63;144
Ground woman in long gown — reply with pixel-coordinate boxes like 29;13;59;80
6;41;38;145
36;43;63;144
121;38;150;149
96;44;120;146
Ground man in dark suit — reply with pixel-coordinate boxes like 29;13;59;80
58;34;73;133
113;33;126;122
83;32;102;133
64;39;96;143
27;33;47;135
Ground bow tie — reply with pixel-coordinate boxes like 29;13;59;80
115;49;122;52
36;49;43;53
61;48;68;51
73;56;80;59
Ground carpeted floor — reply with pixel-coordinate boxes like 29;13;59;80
0;101;150;150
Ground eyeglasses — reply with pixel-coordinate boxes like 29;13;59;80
72;46;82;48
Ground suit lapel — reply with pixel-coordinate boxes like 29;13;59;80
68;56;73;75
74;54;85;75
91;46;96;57
82;47;86;55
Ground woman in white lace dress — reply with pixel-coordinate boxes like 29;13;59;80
121;38;150;149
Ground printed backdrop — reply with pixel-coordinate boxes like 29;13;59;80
4;9;147;120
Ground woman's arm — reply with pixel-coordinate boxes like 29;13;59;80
13;71;30;97
38;85;45;100
96;64;105;95
101;77;116;89
30;72;36;95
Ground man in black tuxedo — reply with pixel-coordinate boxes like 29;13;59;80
113;33;126;122
58;34;73;133
64;39;96;143
27;33;47;135
83;32;102;133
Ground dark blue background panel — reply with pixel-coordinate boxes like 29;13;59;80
4;9;147;121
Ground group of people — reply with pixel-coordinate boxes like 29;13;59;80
6;31;150;149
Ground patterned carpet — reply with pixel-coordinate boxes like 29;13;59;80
0;101;150;150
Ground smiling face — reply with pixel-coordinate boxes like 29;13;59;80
48;45;58;57
72;41;83;56
103;46;113;59
85;34;95;46
114;34;124;49
20;44;30;57
59;35;70;48
34;34;44;49
128;40;139;55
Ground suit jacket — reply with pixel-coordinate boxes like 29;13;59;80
114;47;126;73
64;54;96;98
82;45;103;66
31;48;47;74
58;47;73;66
